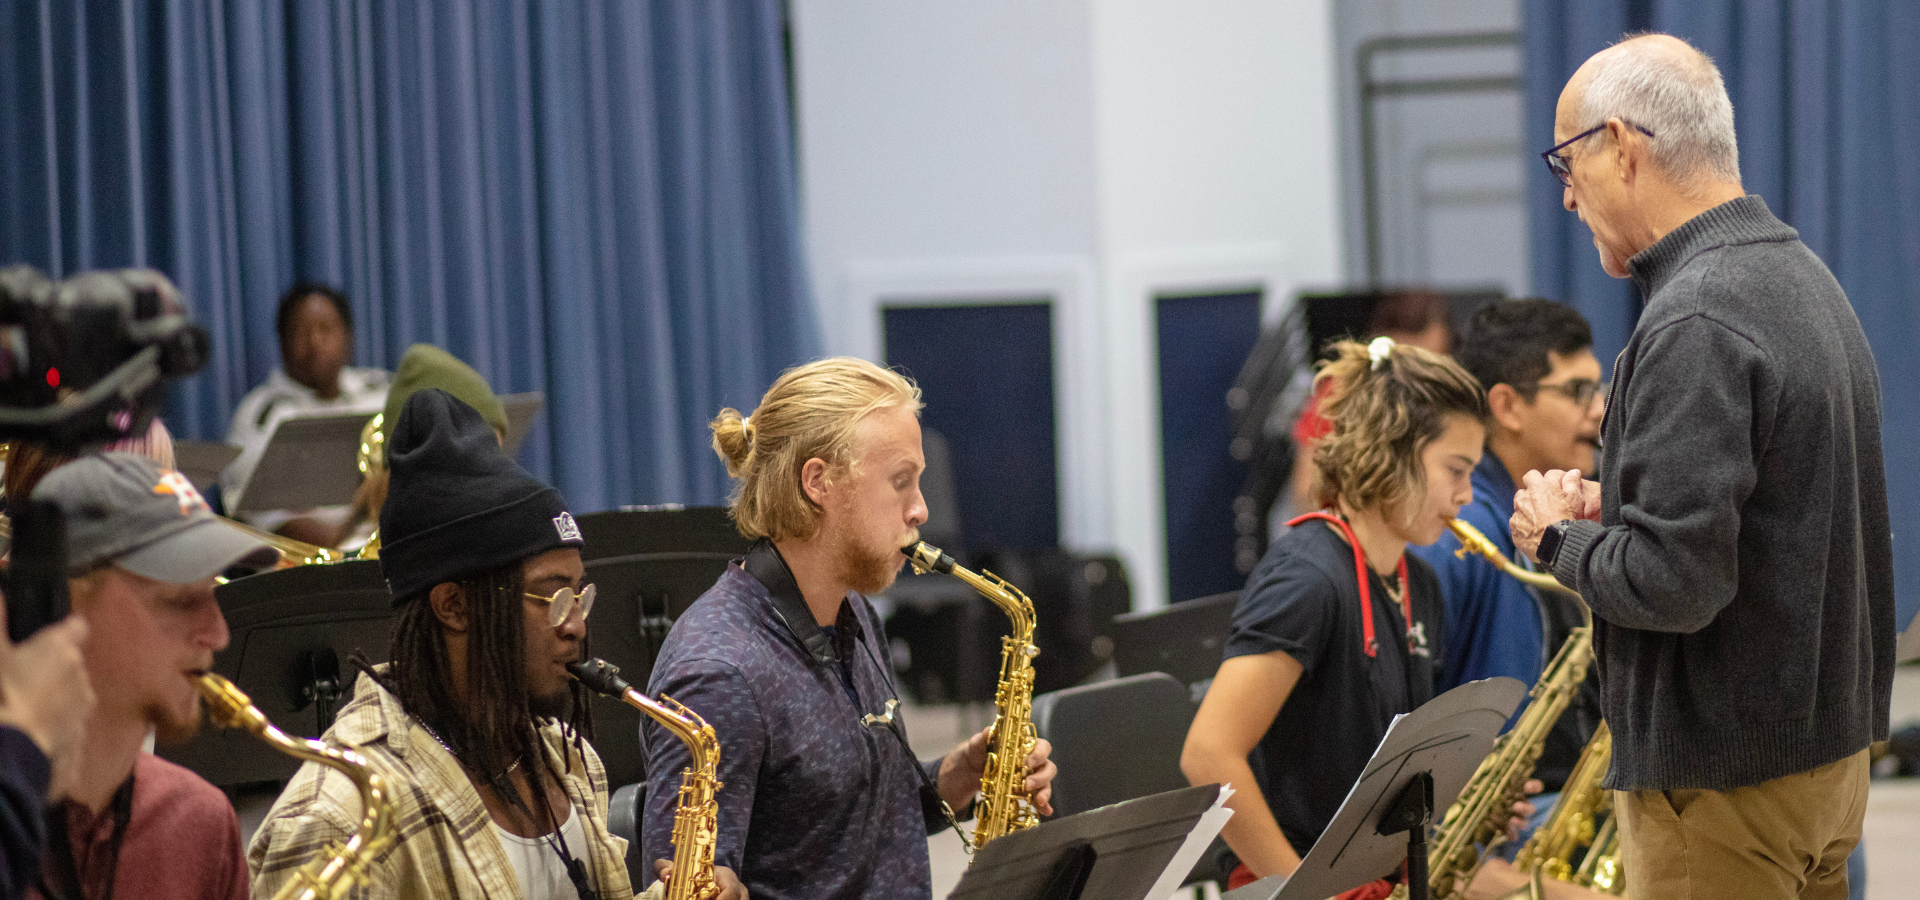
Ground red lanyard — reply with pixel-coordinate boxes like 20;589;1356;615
1286;511;1412;658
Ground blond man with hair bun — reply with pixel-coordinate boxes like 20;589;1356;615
641;356;1057;900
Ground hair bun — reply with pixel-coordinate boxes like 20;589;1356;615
709;407;756;475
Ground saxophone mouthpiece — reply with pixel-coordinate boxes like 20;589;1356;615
566;657;634;698
192;672;255;730
902;541;955;575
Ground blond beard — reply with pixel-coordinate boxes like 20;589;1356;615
834;529;915;596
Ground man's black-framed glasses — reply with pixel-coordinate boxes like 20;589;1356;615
526;584;596;627
1525;378;1603;407
1542;121;1657;186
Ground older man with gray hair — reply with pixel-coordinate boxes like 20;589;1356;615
1510;33;1893;900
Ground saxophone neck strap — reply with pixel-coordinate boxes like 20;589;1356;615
744;539;839;668
1285;511;1412;659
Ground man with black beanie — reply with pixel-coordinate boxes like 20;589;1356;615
249;390;742;900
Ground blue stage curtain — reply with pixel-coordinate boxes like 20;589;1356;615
1523;1;1920;629
0;0;818;512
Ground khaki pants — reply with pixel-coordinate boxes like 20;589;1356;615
1617;749;1869;900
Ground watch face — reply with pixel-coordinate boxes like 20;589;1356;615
1540;522;1566;566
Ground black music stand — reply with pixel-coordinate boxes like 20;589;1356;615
575;506;748;562
574;506;752;788
1110;592;1238;690
160;560;396;788
1228;677;1528;900
949;784;1229;900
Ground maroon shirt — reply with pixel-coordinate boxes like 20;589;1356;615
32;753;247;900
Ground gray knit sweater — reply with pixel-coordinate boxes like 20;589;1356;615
1551;195;1894;792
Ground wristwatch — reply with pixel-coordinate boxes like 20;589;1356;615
1537;519;1574;568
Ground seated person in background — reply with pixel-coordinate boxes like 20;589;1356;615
339;343;509;551
1183;338;1499;890
0;603;94;900
29;453;280;900
251;390;741;900
1410;299;1604;785
645;357;1057;900
1285;290;1456;518
222;282;389;545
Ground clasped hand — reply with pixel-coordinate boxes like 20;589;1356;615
1510;469;1600;562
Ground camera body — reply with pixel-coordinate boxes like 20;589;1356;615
0;265;209;451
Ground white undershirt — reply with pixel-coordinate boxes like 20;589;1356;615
492;802;588;900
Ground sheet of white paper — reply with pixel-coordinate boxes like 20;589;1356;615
1143;784;1235;900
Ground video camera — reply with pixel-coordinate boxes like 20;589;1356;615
0;265;209;450
1;265;211;641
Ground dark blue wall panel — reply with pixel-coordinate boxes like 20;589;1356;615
1158;291;1262;605
884;302;1059;553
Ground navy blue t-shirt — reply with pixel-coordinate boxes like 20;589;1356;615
1224;520;1444;855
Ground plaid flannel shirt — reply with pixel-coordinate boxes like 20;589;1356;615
249;670;652;900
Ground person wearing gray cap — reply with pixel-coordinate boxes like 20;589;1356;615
27;451;277;900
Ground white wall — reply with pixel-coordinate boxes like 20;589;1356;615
1090;0;1343;610
792;0;1343;610
793;0;1100;347
1332;0;1526;292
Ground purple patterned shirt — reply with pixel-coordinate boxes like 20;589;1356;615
641;547;950;900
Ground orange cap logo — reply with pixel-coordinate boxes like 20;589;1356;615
154;470;210;516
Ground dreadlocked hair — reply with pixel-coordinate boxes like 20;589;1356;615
1312;338;1487;523
382;563;594;788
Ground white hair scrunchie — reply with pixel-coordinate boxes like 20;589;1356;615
740;415;754;441
1368;335;1396;371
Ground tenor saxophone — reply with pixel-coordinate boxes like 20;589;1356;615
568;658;721;900
1573;810;1626;895
194;673;395;900
1513;721;1615;888
903;541;1040;851
1447;518;1582;601
1391;626;1595;900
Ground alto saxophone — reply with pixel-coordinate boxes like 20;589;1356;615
1392;626;1595;900
903;541;1040;851
568;659;721;900
194;673;395;900
1514;721;1619;892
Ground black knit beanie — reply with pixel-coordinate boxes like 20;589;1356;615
379;388;583;602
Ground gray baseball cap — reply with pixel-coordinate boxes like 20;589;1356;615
31;452;279;583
